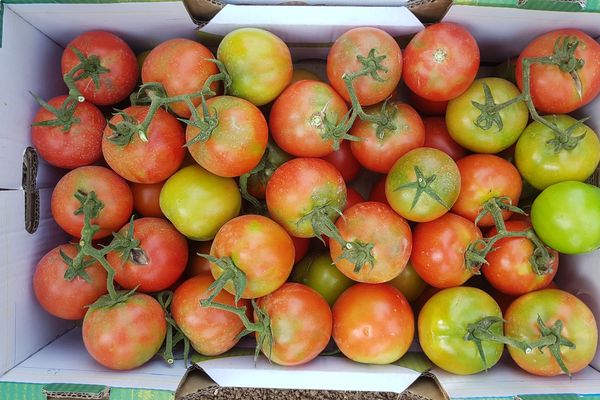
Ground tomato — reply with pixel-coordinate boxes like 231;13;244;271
266;158;346;238
388;261;427;302
172;275;248;356
131;181;164;218
446;78;528;153
505;289;598;376
51;166;133;239
531;181;600;254
186;240;213;277
142;38;219;117
515;115;600;190
330;202;412;283
107;217;188;292
344;187;365;211
422;117;467;161
350;101;425;173
411;213;482;288
452;154;522;227
186;96;268;177
333;283;413;364
385;147;460;222
403;23;479;101
103;106;185;184
290;251;354;307
160;165;241;240
245;142;293;200
321;140;361;183
31;95;105;169
33;244;107;320
270;80;349;157
418;287;504;374
210;215;294;299
218;28;292;106
408;90;448;116
369;175;389;205
482;220;558;296
516;29;600;114
291;236;310;264
290;68;320;84
62;31;138;106
327;27;402;106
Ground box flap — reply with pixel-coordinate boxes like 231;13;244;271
453;0;596;13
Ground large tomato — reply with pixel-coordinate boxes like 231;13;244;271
102;106;185;184
131;181;165;218
446;78;529;153
33;244;107;320
422;117;467;161
186;96;268;177
62;30;138;106
321;139;361;183
332;283;414;364
515;115;600;190
327;27;402;106
31;95;105;169
160;165;241;241
403;22;479;101
51;166;133;239
516;29;600;114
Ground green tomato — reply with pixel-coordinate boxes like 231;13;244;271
159;165;241;240
515;115;600;190
387;261;427;302
218;28;293;106
446;77;528;153
531;181;600;254
290;251;354;307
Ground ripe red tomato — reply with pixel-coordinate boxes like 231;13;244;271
82;293;166;370
333;283;414;364
62;31;138;106
411;212;482;288
51;166;133;239
369;175;389;205
350;101;425;174
516;29;600;114
321;139;361;183
142;38;219;117
408;90;448;116
291;236;310;264
131;181;164;218
270;80;349;157
345;187;365;211
33;244;107;320
172;275;248;356
31;95;105;169
327;27;402;106
403;23;479;101
452;154;522;227
186;96;268;178
422;117;467;161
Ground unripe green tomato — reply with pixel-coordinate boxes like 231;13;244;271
388;262;427;302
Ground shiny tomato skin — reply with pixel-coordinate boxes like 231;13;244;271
172;274;248;356
516;29;600;114
422;117;468;161
31;95;105;169
186;96;268;177
333;283;414;364
388;261;427;302
505;289;598;376
51;166;133;239
453;154;522;227
330;202;412;283
411;213;482;288
131;181;165;218
327;27;402;106
321;139;361;183
403;23;479;102
350;101;425;173
270;80;349;157
103;106;185;184
82;293;166;370
408;90;448;116
142;38;219;117
483;220;558;296
33;244;107;320
62;31;138;106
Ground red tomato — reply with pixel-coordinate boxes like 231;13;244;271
408;90;448;116
31;95;105;169
292;236;310;264
345;187;365;211
186;240;213;277
131;181;164;218
142;38;219;117
333;283;414;364
33;244;107;320
327;27;402;106
321;140;361;183
369;175;389;205
403;23;479;101
51;166;133;239
350;101;425;173
62;31;138;106
422;117;468;161
452;154;522;227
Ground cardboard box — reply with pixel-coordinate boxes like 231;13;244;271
0;0;599;398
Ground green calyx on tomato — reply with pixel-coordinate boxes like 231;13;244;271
63;46;111;103
393;165;449;210
526;316;576;376
197;254;247;305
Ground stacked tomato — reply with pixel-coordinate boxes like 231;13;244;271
31;23;600;378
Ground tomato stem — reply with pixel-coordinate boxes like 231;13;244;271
526;316;576;377
392;166;449;211
62;47;111;103
29;92;81;132
156;291;191;367
198;254;247;305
